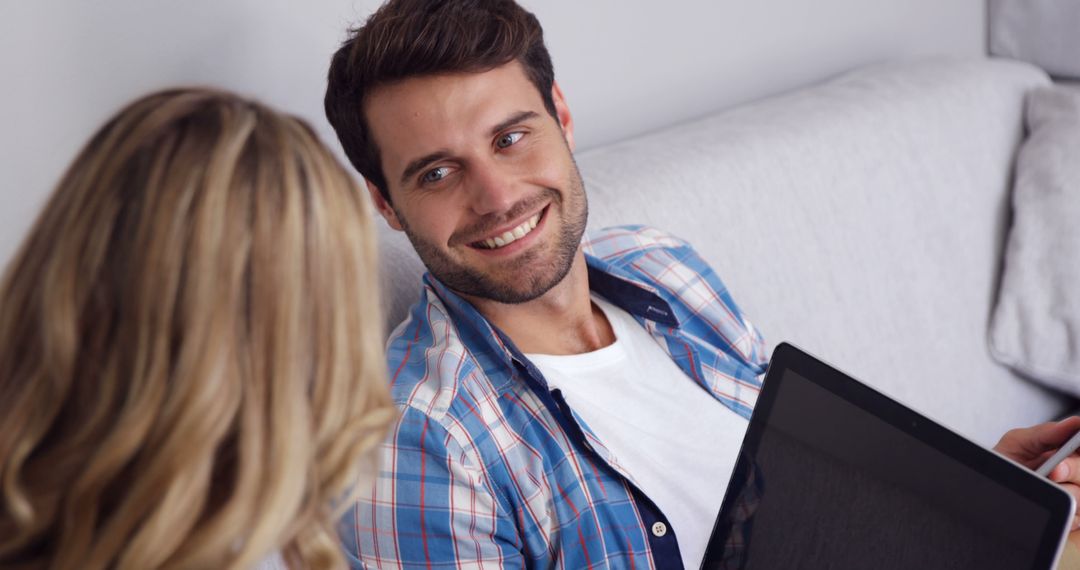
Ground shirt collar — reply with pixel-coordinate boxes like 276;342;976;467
584;253;680;328
422;251;681;370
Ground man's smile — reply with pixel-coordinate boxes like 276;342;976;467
467;205;548;253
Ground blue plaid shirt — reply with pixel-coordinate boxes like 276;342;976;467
340;226;768;569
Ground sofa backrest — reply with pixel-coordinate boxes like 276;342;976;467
374;58;1065;443
578;58;1064;442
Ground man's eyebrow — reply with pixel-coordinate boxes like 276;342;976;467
400;150;452;186
489;110;540;137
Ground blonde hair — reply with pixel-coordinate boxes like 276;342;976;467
0;89;395;569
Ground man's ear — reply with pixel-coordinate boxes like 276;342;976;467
365;180;404;231
551;81;575;151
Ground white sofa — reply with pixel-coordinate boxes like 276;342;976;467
375;57;1071;447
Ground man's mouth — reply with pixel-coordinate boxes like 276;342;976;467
472;208;544;250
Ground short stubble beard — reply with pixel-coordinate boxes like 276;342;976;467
396;161;588;305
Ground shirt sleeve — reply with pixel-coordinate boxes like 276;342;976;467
667;236;770;377
339;406;525;569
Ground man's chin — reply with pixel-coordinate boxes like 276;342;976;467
445;241;581;305
445;271;560;305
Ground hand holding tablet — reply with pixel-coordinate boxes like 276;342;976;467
994;415;1080;541
1036;428;1080;478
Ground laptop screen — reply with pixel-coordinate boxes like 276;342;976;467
702;345;1070;570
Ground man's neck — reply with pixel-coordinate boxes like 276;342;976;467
460;252;614;355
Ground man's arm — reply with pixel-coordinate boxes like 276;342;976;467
339;406;524;568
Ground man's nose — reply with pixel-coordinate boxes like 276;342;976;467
466;161;518;216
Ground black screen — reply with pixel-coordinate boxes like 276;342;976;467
704;369;1055;570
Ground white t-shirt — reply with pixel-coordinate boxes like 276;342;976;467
526;296;749;569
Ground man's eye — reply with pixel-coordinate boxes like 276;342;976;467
421;166;450;184
496;132;524;149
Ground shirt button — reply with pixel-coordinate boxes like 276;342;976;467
651;522;668;537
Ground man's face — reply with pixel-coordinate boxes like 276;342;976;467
364;62;587;304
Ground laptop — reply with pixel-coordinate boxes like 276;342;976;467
701;343;1074;570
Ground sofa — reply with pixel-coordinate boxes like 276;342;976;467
375;57;1073;448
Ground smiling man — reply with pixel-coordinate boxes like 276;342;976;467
323;1;1080;568
325;2;763;567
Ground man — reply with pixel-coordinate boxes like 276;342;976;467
324;1;1080;567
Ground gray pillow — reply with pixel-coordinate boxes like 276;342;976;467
990;85;1080;393
990;0;1080;79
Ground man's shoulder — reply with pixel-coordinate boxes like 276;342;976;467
384;285;497;423
582;225;693;264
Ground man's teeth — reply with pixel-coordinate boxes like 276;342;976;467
481;213;541;249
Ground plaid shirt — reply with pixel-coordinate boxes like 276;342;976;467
340;225;768;569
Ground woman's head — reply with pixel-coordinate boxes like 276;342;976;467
0;89;394;569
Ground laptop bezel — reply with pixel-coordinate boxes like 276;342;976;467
701;342;1075;570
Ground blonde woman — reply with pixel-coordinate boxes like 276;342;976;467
0;89;395;569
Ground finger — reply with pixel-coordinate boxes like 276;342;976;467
998;425;1057;462
1017;449;1057;471
1022;417;1080;456
1050;456;1080;485
1063;484;1080;530
994;417;1080;467
1016;448;1059;472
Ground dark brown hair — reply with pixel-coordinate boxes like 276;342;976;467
324;0;557;201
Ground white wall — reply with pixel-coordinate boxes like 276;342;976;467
0;0;984;267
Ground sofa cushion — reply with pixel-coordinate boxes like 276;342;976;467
990;85;1080;392
989;0;1080;79
574;59;1062;445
